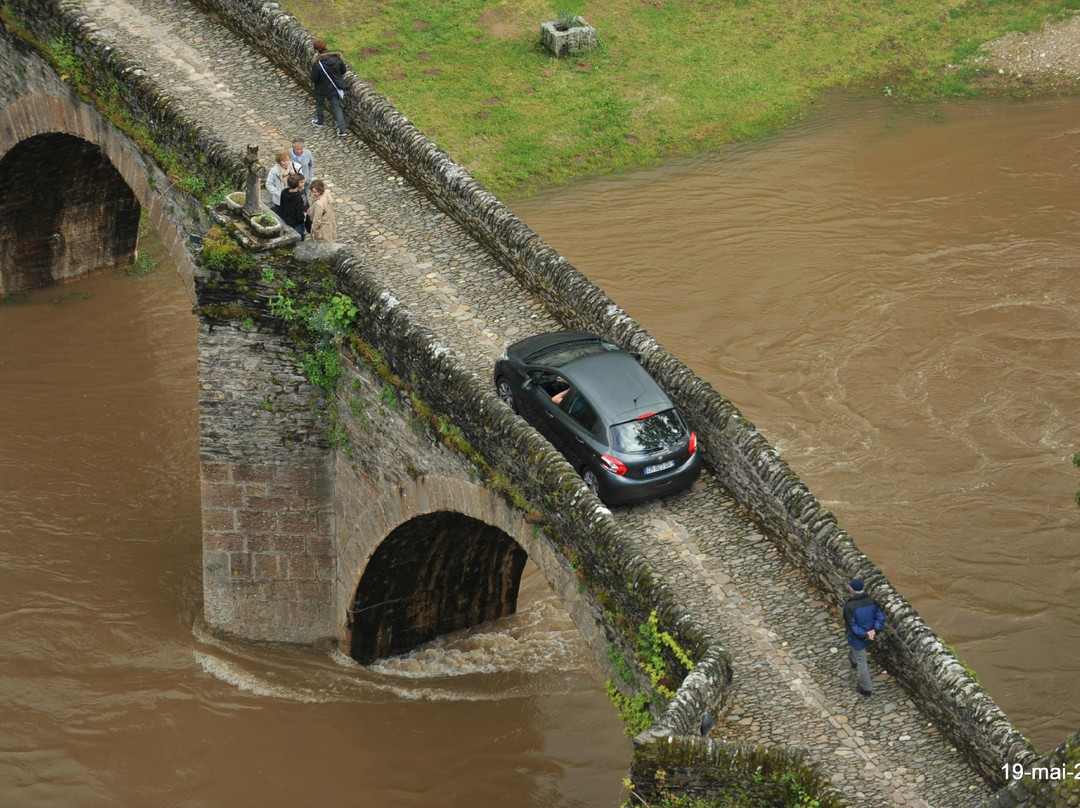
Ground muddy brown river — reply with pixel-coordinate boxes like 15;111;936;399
1;96;1077;806
514;97;1080;755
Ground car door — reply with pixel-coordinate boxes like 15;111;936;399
551;388;603;468
521;368;565;445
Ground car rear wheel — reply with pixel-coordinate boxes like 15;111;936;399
496;377;517;413
582;468;603;501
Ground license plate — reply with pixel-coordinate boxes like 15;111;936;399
644;459;676;475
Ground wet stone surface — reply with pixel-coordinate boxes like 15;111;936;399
71;0;998;802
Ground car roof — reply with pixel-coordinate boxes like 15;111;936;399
559;351;673;424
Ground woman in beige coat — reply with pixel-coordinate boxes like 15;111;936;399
308;179;337;243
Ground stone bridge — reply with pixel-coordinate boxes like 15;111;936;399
2;0;1071;805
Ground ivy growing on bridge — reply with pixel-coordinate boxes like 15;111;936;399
606;610;694;736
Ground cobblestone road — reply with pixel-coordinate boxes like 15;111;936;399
76;0;996;803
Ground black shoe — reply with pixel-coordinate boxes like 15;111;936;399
337;131;346;138
311;119;324;128
857;686;873;697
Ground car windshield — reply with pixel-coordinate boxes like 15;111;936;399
610;410;686;454
527;339;620;368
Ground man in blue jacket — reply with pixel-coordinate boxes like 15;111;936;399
843;578;886;696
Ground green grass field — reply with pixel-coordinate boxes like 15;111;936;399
283;0;1080;195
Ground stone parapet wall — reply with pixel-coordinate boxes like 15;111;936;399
4;0;245;186
188;0;1037;783
630;736;843;807
982;730;1080;807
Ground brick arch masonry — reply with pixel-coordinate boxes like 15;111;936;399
336;473;611;669
347;511;527;663
0;131;139;292
0;94;200;301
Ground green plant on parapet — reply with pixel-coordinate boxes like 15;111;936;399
324;293;358;332
606;681;654;736
118;250;156;277
44;33;87;89
941;641;980;684
253;213;276;227
777;772;823;808
301;345;342;392
606;610;695;735
205;182;232;206
201;227;255;274
260;266;277;284
379;382;398;409
606;645;636;686
1073;452;1080;507
347;396;368;429
637;610;695;701
175;173;207;197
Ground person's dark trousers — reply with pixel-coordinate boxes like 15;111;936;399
315;94;346;135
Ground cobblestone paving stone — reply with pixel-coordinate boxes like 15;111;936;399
76;0;996;803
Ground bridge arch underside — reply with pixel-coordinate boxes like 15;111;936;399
0;133;139;295
348;511;528;664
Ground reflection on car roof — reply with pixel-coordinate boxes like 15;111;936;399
526;337;618;367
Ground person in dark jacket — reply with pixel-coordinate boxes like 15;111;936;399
843;578;886;696
278;173;308;240
310;38;348;137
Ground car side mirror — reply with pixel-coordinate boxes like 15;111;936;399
523;378;534;390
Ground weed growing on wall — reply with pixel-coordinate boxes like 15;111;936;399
261;266;359;451
1073;452;1080;507
201;227;255;274
606;610;694;736
630;737;843;808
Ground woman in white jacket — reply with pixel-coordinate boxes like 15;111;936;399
265;150;292;212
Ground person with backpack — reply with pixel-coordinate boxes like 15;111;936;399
310;39;348;137
843;578;886;697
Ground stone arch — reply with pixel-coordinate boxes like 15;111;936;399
348;511;528;663
337;474;607;665
0;132;140;292
0;94;200;302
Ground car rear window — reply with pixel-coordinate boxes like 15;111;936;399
527;339;620;368
610;410;686;454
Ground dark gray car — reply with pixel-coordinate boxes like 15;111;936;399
494;331;701;505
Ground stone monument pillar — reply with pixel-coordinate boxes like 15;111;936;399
243;144;263;217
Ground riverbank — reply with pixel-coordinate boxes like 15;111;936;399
976;12;1080;94
280;1;1078;195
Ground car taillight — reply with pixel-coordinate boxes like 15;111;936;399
688;431;697;456
599;454;627;476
